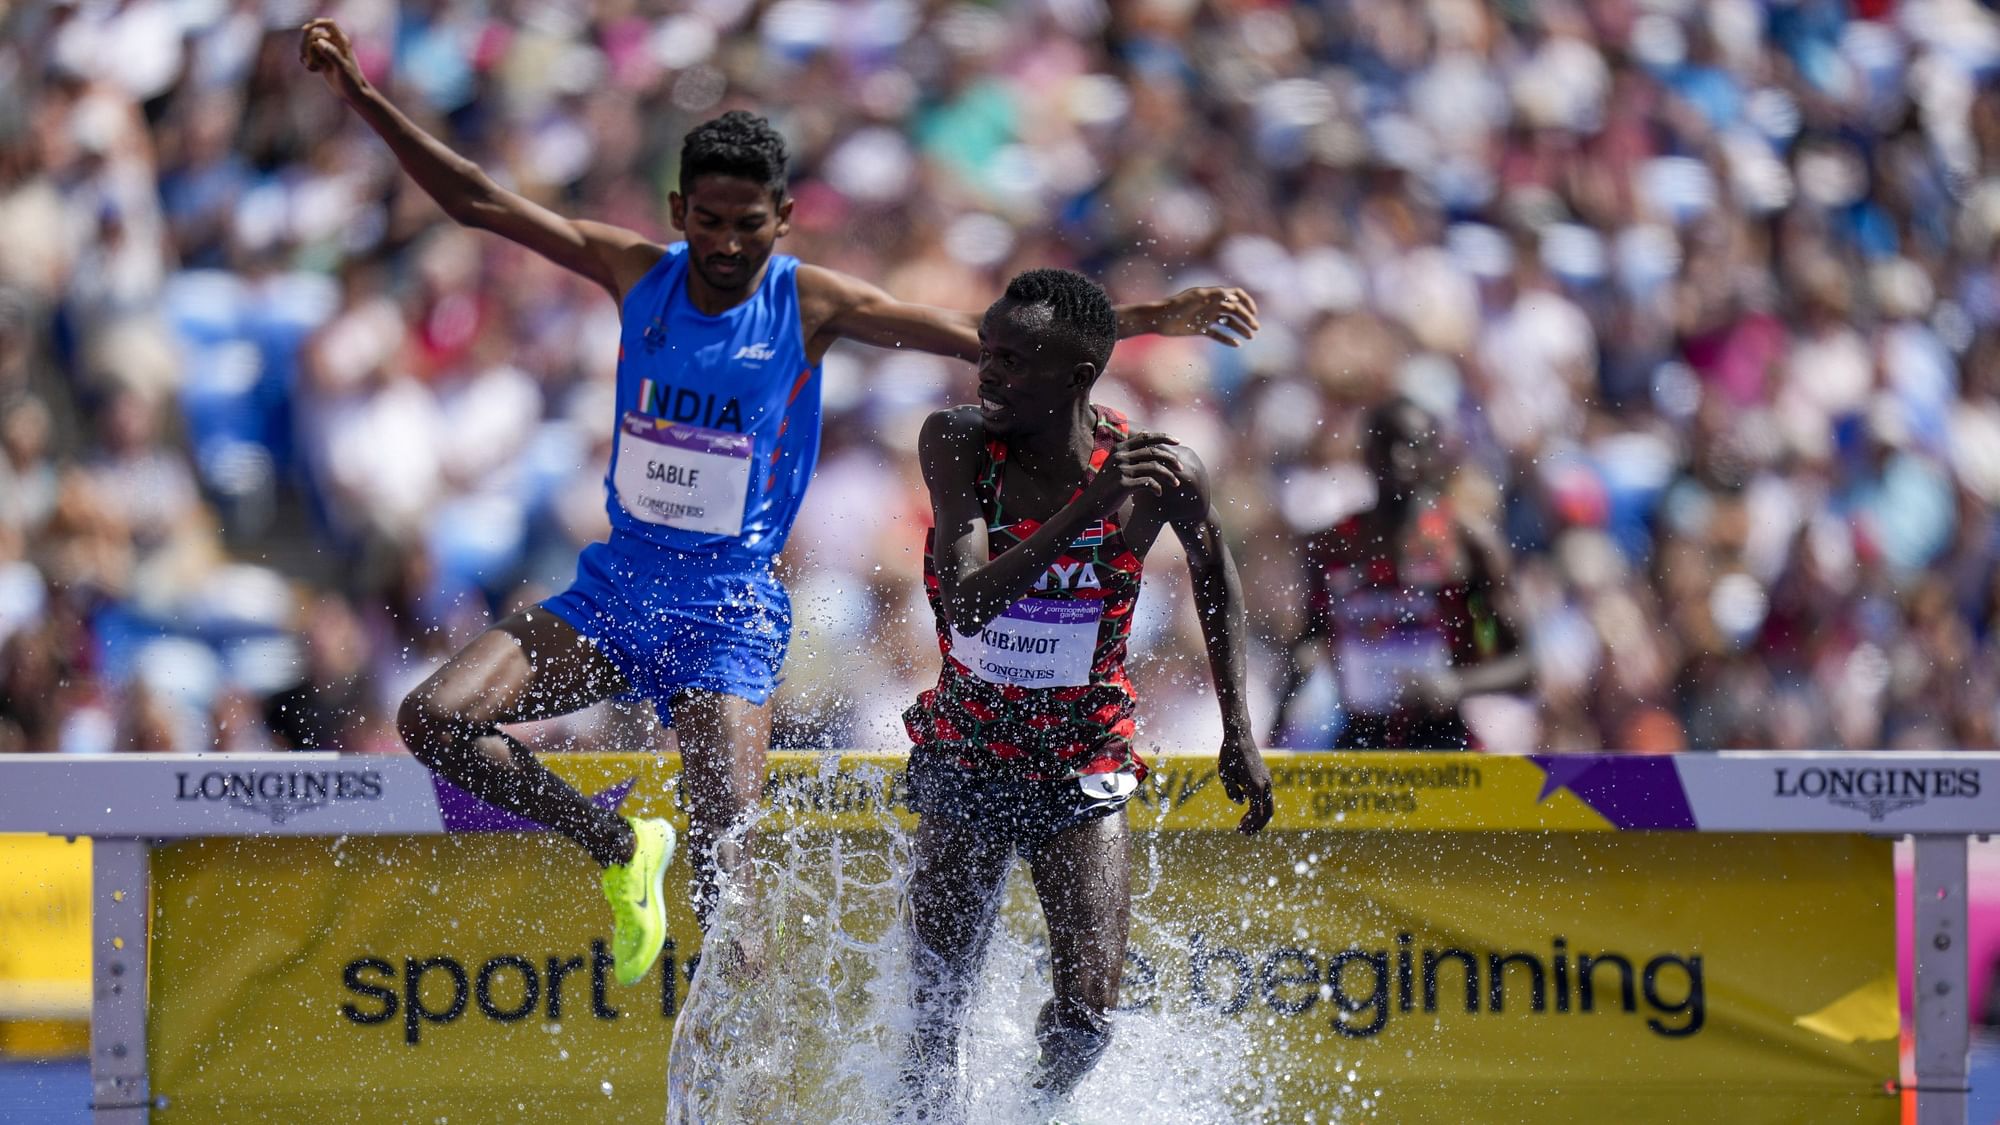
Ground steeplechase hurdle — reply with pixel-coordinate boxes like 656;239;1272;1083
0;749;1993;1124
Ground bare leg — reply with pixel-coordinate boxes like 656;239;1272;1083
901;815;1014;1123
1025;812;1131;1101
396;608;635;867
668;689;774;929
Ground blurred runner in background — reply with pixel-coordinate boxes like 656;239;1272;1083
1272;398;1533;750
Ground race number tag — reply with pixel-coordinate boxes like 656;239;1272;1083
613;413;752;537
950;599;1103;688
1337;631;1451;712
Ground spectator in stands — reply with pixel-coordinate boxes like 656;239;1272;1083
0;0;1996;755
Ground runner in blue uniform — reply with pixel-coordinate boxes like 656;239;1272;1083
302;19;1260;984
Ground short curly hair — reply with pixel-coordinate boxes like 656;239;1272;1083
1001;268;1118;371
680;111;790;199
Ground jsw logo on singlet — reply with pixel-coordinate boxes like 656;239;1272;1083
732;342;777;363
1033;561;1101;591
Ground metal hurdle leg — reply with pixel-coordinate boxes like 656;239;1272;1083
1913;834;1971;1124
90;839;150;1124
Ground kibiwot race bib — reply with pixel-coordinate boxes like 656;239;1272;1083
950;598;1102;688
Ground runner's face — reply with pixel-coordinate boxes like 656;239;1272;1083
1367;403;1447;492
670;176;792;293
975;300;1092;436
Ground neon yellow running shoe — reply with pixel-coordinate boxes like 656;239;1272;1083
601;816;674;985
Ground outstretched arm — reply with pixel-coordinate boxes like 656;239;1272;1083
803;267;984;362
801;267;1262;363
920;409;1188;635
1116;289;1260;346
1161;447;1274;834
300;20;659;302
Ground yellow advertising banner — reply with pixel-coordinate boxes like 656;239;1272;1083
0;834;91;1033
143;753;1898;1123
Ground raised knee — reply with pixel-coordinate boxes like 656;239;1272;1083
397;688;480;764
396;691;444;761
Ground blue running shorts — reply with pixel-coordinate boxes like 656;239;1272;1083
540;533;791;726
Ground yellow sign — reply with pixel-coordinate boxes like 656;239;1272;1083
0;834;91;1023
1137;830;1895;1123
141;754;1895;1123
757;752;1617;832
1138;752;1614;831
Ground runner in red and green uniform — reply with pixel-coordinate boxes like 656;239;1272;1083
899;269;1274;1122
1271;398;1534;750
905;404;1145;782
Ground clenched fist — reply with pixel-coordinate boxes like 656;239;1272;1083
299;18;367;101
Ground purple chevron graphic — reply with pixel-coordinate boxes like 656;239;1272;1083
1529;755;1696;830
433;775;638;833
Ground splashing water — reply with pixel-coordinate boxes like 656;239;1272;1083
665;758;1278;1125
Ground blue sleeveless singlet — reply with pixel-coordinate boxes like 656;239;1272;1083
606;243;822;558
539;244;815;718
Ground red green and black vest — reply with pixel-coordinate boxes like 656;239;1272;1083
904;406;1146;782
1306;504;1502;749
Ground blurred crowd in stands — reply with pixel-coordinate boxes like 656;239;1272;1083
3;0;2000;757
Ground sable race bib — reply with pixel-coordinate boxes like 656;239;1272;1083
1337;630;1451;713
613;413;753;537
950;598;1103;688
